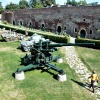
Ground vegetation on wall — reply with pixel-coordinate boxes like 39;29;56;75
1;0;96;11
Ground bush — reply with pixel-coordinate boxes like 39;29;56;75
3;20;8;25
75;38;100;49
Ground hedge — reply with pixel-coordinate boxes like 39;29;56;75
0;23;69;43
76;37;100;49
0;23;100;49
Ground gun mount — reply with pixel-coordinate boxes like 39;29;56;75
19;34;49;51
16;39;95;80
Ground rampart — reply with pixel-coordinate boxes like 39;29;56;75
2;6;100;39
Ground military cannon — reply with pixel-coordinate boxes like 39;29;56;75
15;39;95;81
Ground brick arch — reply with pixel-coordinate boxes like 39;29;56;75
57;26;61;33
12;20;16;25
56;23;62;34
40;21;45;30
18;19;23;26
79;28;87;38
28;21;33;28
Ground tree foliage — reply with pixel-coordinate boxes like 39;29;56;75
42;0;55;7
19;0;29;9
78;0;87;6
29;0;56;8
29;0;39;8
4;0;88;10
35;4;43;8
5;2;19;10
71;0;78;6
0;8;3;14
67;0;71;4
0;2;4;13
67;0;87;6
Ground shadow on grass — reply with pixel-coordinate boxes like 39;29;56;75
0;39;5;42
41;68;58;80
71;79;92;92
12;68;58;80
12;73;15;78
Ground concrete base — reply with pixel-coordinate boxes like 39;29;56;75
57;74;67;82
57;58;63;63
15;71;25;80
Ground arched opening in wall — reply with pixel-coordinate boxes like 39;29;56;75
41;24;45;31
12;20;16;25
80;29;86;38
28;22;32;28
64;26;67;33
32;22;35;28
83;18;86;22
74;28;77;33
89;30;93;34
64;26;66;30
57;26;61;34
19;21;23;26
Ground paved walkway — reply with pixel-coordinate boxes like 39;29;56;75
65;46;100;99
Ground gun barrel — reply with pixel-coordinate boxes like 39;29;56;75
39;43;95;47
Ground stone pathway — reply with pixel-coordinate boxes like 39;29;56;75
65;46;100;100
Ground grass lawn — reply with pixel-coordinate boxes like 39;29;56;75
0;40;97;100
75;46;100;85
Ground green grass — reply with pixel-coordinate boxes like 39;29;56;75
0;41;97;100
75;47;100;85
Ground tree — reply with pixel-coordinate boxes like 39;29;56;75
5;2;19;10
0;2;4;13
71;0;78;6
42;0;55;7
35;4;43;8
78;0;87;6
67;0;71;4
29;0;41;8
29;0;56;8
44;0;52;6
19;0;29;9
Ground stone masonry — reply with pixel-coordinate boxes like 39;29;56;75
1;6;100;39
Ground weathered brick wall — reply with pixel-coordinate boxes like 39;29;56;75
2;6;100;39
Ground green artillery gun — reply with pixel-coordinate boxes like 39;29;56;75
15;40;95;81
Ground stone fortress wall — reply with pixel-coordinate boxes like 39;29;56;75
1;6;100;39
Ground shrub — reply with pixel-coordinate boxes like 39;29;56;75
75;38;100;49
3;20;8;25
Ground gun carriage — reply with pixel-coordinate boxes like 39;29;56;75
16;39;95;80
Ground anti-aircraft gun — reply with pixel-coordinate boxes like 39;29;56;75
15;40;95;81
